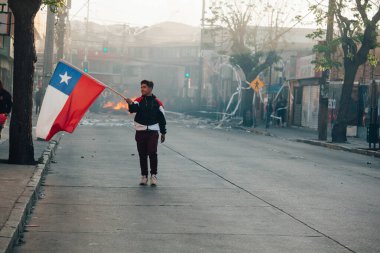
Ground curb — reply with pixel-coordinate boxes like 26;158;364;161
0;136;61;253
233;126;274;137
295;139;380;158
236;125;379;158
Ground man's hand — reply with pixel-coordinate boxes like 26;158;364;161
125;98;133;104
161;134;166;143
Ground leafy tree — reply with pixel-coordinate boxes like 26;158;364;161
309;0;380;142
8;0;64;164
206;0;286;126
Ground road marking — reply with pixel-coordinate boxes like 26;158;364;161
163;143;357;253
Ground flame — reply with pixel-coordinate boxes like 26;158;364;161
103;101;129;110
103;101;114;108
113;101;129;110
102;97;138;111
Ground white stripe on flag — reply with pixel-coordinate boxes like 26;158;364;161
36;86;69;139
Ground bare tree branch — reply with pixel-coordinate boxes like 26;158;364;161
371;5;380;23
356;5;380;64
356;0;370;23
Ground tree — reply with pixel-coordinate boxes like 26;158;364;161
206;0;287;126
8;0;64;164
309;0;380;142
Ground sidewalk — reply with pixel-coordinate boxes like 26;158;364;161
166;111;380;158
0;120;60;253
236;122;380;158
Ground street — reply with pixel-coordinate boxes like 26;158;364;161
14;113;380;253
2;1;380;253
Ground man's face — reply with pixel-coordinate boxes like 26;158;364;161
141;84;152;96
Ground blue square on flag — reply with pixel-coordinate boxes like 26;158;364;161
49;62;83;96
36;61;105;141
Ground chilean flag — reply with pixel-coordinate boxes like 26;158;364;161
36;61;105;141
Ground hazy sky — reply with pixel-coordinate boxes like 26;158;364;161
70;0;203;26
69;0;315;27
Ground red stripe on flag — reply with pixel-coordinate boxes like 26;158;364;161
45;75;105;140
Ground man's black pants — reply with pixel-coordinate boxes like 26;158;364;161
135;131;159;176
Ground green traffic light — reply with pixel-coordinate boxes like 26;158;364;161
82;61;89;73
185;72;190;78
103;47;108;53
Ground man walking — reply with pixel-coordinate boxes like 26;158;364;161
125;80;166;186
0;80;12;139
34;87;43;115
265;99;273;129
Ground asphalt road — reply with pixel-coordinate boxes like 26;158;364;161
14;113;380;253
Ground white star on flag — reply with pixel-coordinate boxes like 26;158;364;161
59;71;72;85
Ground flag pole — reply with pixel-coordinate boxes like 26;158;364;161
106;86;128;101
58;60;129;101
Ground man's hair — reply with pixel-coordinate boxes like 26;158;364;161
141;80;154;89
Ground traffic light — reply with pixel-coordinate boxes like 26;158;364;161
185;66;190;78
103;41;109;53
82;61;89;73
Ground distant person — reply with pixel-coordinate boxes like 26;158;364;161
125;80;167;186
275;97;287;127
34;87;43;115
0;80;12;139
265;100;273;129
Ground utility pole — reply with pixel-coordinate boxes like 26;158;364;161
57;2;70;61
121;23;127;87
368;52;379;149
197;0;206;108
318;0;334;140
65;0;74;64
269;65;272;99
42;7;55;90
82;0;90;72
85;0;89;61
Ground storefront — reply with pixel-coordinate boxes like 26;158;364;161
290;55;321;129
291;78;320;129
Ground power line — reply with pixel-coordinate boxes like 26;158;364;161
274;0;325;40
70;1;88;19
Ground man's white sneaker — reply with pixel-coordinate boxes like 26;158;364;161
139;175;148;185
150;175;158;186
